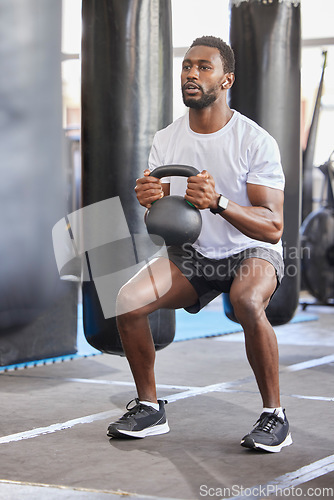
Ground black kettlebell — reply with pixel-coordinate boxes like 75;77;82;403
145;165;202;246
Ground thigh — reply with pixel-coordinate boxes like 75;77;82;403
117;257;199;315
230;257;278;308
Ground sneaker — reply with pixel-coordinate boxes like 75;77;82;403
240;410;292;453
107;399;170;438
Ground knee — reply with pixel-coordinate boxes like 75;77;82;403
116;283;145;321
229;288;264;325
116;278;158;321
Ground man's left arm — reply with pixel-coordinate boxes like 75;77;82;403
218;183;284;244
185;172;284;244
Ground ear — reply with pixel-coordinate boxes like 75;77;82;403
221;73;235;90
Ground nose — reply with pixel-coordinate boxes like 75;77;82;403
187;66;199;80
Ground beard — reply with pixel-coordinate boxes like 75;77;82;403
182;83;220;110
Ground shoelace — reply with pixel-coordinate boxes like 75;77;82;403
254;412;283;433
121;398;143;419
121;398;168;420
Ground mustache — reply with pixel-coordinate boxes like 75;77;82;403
182;81;203;92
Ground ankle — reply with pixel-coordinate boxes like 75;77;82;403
263;406;284;419
139;400;159;411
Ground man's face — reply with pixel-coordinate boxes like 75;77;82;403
181;45;225;110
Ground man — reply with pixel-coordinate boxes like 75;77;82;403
107;36;292;453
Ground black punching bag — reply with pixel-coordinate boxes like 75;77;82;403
226;0;301;325
0;0;77;365
81;0;175;354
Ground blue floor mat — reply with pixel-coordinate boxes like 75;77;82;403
0;304;318;371
174;308;318;342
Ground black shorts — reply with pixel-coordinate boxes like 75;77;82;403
166;244;284;314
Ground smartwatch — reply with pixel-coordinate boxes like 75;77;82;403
210;194;229;214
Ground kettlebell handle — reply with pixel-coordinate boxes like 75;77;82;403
149;165;200;179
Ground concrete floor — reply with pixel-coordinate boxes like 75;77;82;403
0;296;334;500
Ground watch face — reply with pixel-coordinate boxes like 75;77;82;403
210;195;229;214
218;195;228;210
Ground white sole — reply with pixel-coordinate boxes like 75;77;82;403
117;421;170;438
243;433;293;453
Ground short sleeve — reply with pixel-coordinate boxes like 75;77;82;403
148;132;170;183
247;134;285;191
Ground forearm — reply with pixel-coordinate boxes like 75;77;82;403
220;200;283;244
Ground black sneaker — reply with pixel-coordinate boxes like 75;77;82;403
241;410;292;453
107;399;169;438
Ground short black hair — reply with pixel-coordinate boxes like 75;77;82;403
189;36;235;73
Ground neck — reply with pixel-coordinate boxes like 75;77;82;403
188;101;233;134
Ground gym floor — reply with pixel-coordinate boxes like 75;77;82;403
1;294;333;500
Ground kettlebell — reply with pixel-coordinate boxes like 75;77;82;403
145;165;202;246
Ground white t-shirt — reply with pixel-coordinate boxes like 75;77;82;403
148;110;285;259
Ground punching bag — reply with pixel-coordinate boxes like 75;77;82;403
81;0;175;354
226;0;301;325
0;0;78;365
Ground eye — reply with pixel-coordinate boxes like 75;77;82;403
182;64;191;71
200;65;211;71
